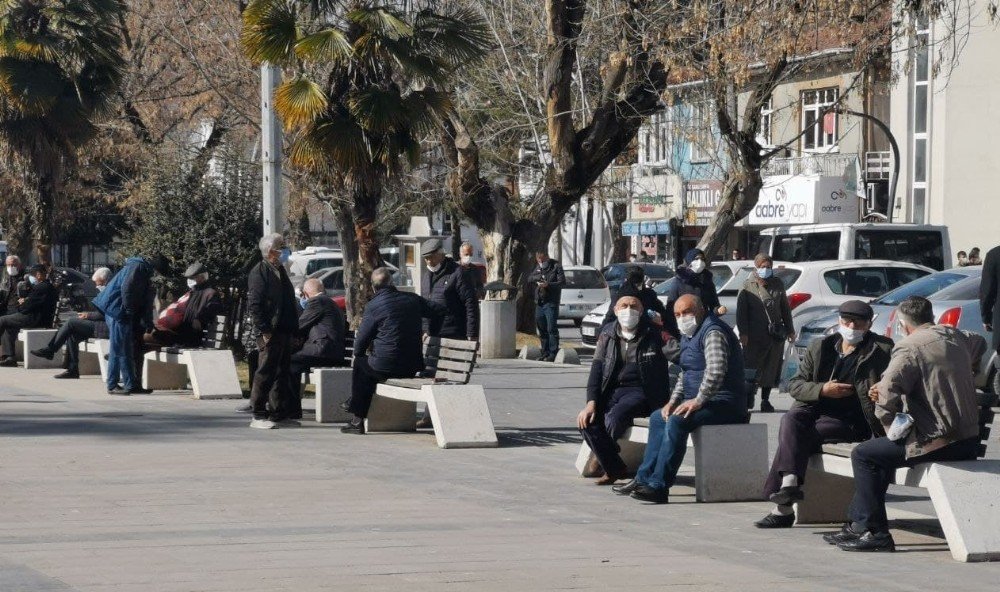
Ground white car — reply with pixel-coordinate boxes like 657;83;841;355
558;266;610;326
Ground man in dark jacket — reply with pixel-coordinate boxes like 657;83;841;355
528;251;566;361
601;265;667;327
662;248;724;339
342;267;445;434
288;278;347;419
0;255;26;316
92;255;167;394
420;238;478;340
578;295;674;485
753;300;892;529
0;264;59;365
145;262;223;349
31;267;113;378
981;244;999;380
247;233;300;429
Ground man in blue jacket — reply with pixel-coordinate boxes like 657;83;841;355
342;267;445;434
92;255;169;395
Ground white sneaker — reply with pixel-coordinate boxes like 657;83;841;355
249;418;276;429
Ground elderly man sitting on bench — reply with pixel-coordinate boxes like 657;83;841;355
31;267;114;378
613;294;747;503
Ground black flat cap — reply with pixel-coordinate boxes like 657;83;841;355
839;300;874;321
420;238;444;257
184;262;206;278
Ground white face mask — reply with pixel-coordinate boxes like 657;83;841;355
28;275;38;285
96;285;106;293
689;259;706;274
6;265;17;276
460;256;472;265
426;263;441;273
186;279;198;289
678;314;699;337
838;325;865;345
616;308;641;330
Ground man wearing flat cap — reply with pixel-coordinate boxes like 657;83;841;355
754;299;893;529
144;261;223;350
420;238;478;341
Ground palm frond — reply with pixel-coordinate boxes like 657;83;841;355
295;28;352;63
290;113;371;172
348;7;413;41
411;9;491;67
241;0;301;65
274;77;329;131
347;85;409;135
401;89;452;135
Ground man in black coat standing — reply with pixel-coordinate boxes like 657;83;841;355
342;267;445;435
288;277;347;419
247;233;300;429
528;251;566;361
420;238;478;341
0;264;59;366
981;244;1000;389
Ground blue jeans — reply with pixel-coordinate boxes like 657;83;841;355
635;402;747;491
106;316;137;391
535;302;559;357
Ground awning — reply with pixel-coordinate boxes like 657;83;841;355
622;221;641;236
624;219;670;236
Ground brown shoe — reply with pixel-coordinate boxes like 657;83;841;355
582;455;604;478
595;474;620;486
415;416;433;429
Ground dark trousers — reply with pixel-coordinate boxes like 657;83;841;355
849;436;980;533
47;318;97;373
535;302;559;357
636;402;747;491
0;312;35;358
580;386;650;477
289;352;344;419
348;356;411;419
763;405;870;497
250;332;294;420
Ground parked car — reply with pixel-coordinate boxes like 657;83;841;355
298;263;401;298
288;245;399;282
601;262;674;291
579;262;746;345
558;266;610;326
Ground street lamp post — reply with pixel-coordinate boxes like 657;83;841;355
833;107;901;222
261;63;283;235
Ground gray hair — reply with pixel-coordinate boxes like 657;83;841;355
92;267;112;283
302;277;323;297
5;255;20;265
371;266;394;289
460;241;474;253
258;233;284;258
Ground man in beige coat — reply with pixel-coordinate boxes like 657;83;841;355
828;296;986;553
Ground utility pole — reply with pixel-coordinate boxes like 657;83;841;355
261;64;283;235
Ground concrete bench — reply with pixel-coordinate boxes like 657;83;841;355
77;338;106;377
141;316;242;399
574;416;768;502
794;393;999;562
366;337;497;449
300;332;354;423
16;329;60;369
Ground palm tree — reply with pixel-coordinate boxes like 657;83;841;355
0;0;127;262
241;0;489;323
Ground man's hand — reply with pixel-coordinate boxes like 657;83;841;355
17;298;24;305
820;381;854;398
739;335;749;348
661;401;676;420
77;312;88;319
576;401;596;430
673;398;703;418
716;305;728;315
261;332;272;345
787;332;797;343
868;383;881;402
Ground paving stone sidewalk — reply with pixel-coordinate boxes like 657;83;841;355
0;360;997;591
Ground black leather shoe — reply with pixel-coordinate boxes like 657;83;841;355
760;400;775;413
823;523;863;545
54;370;80;379
630;485;669;504
754;513;795;528
338;399;351;412
107;387;132;396
612;479;640;496
131;387;153;395
31;348;55;360
837;531;895;552
341;419;365;435
768;486;804;506
0;358;18;367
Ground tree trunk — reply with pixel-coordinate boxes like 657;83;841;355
610;201;629;262
31;171;57;267
337;175;383;329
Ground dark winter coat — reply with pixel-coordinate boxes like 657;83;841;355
602;283;667;326
981;245;1000;352
661;266;722;339
171;283;224;346
354;286;446;375
18;279;58;328
422;258;479;339
528;259;566;306
297;295;346;362
587;317;675;410
247;260;298;334
0;269;25;315
92;256;156;328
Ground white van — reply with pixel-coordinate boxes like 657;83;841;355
757;223;951;271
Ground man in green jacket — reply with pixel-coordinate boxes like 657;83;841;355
754;300;892;529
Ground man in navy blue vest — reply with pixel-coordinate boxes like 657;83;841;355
613;294;747;503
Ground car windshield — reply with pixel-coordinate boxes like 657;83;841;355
721;266;802;295
930;276;981;301
565;269;607;289
872;271;966;305
640;264;674;280
305;258;341;275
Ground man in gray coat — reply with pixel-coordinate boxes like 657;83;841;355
828;296;986;553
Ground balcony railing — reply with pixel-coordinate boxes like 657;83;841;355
865;151;892;181
761;153;858;178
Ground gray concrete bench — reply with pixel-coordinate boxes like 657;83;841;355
574;416;768;502
300;332;354;423
16;329;60;369
141;316;242;399
794;393;999;562
366;337;497;449
77;338;107;377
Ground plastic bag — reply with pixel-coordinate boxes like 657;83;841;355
886;413;914;441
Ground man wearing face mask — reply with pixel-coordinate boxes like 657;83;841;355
614;294;747;503
602;266;667;327
0;265;59;366
528;251;566;361
753;300;891;529
578;296;674;485
458;242;486;300
662;248;725;340
288;278;347;420
0;255;25;316
143;262;223;350
420;238;478;341
31;267;113;378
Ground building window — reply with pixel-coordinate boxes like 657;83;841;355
757;95;773;147
910;16;931;223
801;88;839;152
690;102;713;163
640;112;672;166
